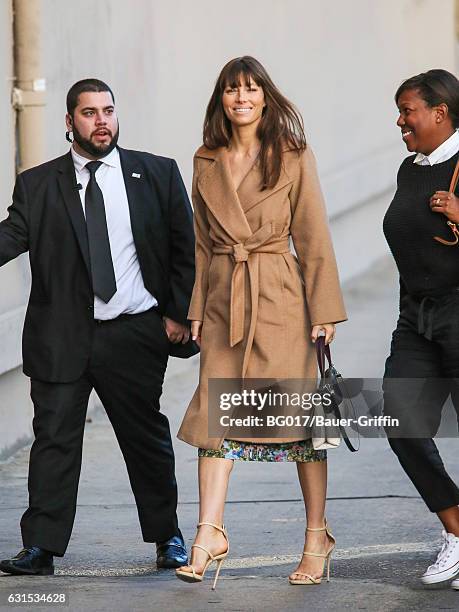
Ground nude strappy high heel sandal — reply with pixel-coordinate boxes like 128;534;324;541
175;522;229;590
289;519;336;585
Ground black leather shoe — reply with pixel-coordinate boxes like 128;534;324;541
156;532;188;569
0;547;54;576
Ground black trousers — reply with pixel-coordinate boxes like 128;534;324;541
383;290;459;513
20;308;179;556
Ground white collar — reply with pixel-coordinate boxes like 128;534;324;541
71;146;120;173
414;130;459;165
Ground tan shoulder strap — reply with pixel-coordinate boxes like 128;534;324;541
449;157;459;193
434;155;459;245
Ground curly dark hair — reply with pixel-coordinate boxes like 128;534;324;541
395;69;459;128
66;78;115;116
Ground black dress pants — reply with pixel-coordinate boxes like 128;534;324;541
20;308;179;556
383;290;459;513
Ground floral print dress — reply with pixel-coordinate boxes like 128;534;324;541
198;439;326;462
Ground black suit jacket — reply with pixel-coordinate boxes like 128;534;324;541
0;147;196;382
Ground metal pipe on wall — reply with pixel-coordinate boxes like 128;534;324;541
12;0;46;173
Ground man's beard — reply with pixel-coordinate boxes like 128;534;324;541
72;123;120;158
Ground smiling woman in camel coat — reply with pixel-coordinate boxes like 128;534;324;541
177;143;347;450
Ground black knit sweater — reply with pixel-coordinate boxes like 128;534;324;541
383;152;459;297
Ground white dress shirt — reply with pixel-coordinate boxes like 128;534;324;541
71;146;157;320
414;130;459;165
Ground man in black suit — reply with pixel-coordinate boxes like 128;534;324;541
0;79;194;575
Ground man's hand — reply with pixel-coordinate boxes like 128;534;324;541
162;317;190;344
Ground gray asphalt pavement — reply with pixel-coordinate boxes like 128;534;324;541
0;257;458;612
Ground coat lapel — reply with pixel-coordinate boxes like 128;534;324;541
197;147;293;232
57;152;91;276
118;147;147;252
196;147;253;242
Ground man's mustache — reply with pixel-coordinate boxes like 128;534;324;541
91;129;113;137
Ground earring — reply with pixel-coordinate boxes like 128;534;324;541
65;130;74;143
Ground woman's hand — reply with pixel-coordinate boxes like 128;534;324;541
430;191;459;224
191;320;203;347
311;323;335;345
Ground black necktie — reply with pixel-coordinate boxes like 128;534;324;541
84;161;117;302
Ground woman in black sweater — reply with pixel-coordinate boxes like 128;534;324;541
383;69;459;588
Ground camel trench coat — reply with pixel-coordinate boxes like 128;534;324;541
177;144;347;450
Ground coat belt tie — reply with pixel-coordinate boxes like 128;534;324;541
212;222;290;377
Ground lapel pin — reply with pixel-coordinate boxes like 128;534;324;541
132;172;141;179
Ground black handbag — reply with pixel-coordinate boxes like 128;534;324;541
316;336;359;452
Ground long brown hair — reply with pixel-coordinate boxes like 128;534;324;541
203;56;306;190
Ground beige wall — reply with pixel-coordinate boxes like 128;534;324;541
39;0;456;275
41;1;457;175
0;0;33;455
0;0;28;315
0;0;456;455
0;1;14;200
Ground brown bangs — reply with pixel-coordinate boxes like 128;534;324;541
221;61;259;91
203;56;306;190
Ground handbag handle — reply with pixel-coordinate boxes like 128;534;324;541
315;335;359;452
433;156;459;245
315;335;332;377
449;157;459;193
